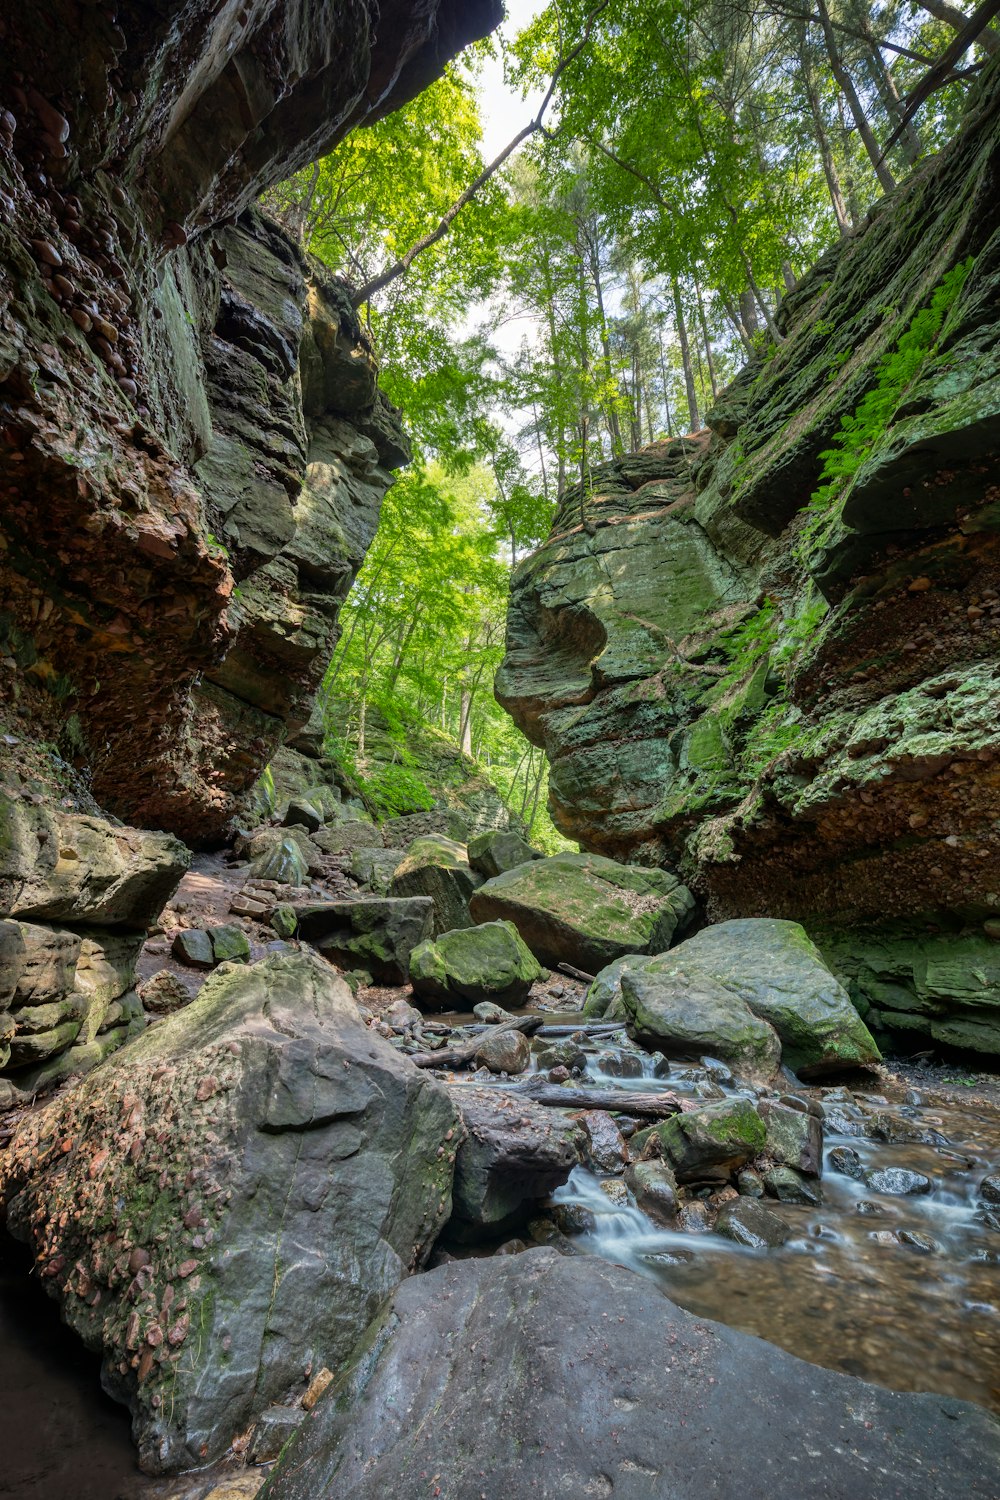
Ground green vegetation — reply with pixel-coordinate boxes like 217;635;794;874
798;258;973;561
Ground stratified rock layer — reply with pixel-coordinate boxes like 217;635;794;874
260;1250;1000;1500
0;953;461;1474
0;0;502;842
497;59;1000;1049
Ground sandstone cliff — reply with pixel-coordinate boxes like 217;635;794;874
497;59;1000;1052
0;0;502;1089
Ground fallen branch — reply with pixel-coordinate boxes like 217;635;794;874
502;1078;683;1118
410;1014;544;1069
556;962;596;984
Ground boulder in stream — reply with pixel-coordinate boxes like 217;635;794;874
447;1088;584;1241
468;851;694;972
0;953;461;1473
620;918;880;1078
258;1249;1000;1500
619;958;782;1081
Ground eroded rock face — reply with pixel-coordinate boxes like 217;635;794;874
0;0;502;843
0;789;188;1091
0;952;462;1473
497;61;1000;1048
260;1250;1000;1500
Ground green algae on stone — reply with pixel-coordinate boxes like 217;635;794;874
409;920;543;1010
468;852;694;972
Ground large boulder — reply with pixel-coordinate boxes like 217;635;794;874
389;836;484;935
448;1088;584;1241
467;829;541;880
0;953;461;1474
409;921;544;1010
294;897;434;983
637;919;880;1078
0;793;189;929
312;821;384;856
260;1250;1000;1500
468;852;694;972
618;958;782;1081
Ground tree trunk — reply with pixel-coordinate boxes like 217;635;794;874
798;23;853;235
672;278;700;432
860;20;923;165
657;326;675;436
693;277;719;401
915;0;998;54
459;687;473;756
816;0;896;194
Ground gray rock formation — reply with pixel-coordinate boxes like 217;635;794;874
0;952;461;1473
495;61;1000;1052
259;1249;1000;1500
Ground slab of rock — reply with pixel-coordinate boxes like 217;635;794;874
312;821;383;856
282;797;323;832
0;794;189;928
619;959;782;1081
716;1196;791;1249
171;928;215;969
644;919;880;1078
469;852;694;972
409;921;543;1009
294;897;434;983
382;810;470;845
448;1088;584;1241
389;836;483;934
467;830;540;880
260;1249;1000;1500
0;953;461;1474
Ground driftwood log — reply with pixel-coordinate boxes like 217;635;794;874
410;1014;544;1069
507;1078;683;1117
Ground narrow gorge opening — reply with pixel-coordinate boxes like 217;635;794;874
1;2;999;1497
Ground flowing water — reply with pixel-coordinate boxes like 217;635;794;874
548;1045;1000;1415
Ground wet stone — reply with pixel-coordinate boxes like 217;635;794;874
701;1056;735;1086
979;1173;1000;1206
594;1049;644;1079
764;1166;821;1206
898;1229;941;1255
715;1196;791;1250
737;1166;765;1199
828;1145;865;1180
863;1166;932;1197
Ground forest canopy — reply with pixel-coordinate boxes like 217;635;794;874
261;0;997;839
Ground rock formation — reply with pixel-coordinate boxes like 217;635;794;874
0;0;502;1084
497;58;1000;1052
0;0;502;842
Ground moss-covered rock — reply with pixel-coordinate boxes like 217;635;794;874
467;830;541;880
294;896;434;983
389;836;483;935
409;921;543;1009
656;919;880;1078
648;1097;768;1184
468;852;694;972
618;958;782;1081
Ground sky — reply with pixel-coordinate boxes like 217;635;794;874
475;0;548;159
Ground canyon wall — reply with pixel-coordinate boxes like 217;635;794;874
497;58;1000;1053
0;0;503;1088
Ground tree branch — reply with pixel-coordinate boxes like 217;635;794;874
350;0;611;307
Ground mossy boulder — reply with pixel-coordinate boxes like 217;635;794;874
245;829;312;885
654;919;880;1078
618;959;782;1082
312;820;383;856
649;1097;767;1184
349;846;406;895
389;836;483;935
409;921;543;1010
294;897;435;984
467;830;541;880
468;853;694;972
